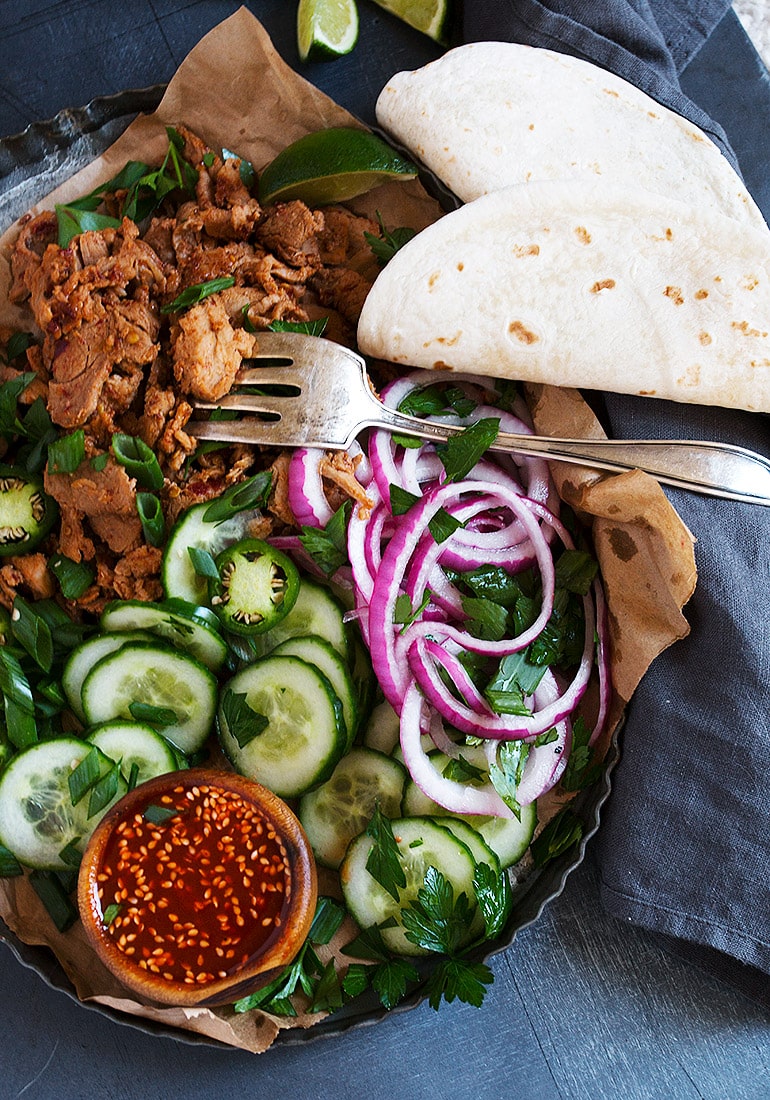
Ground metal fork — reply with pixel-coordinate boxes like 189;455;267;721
187;332;770;506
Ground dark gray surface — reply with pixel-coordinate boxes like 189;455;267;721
1;3;769;1096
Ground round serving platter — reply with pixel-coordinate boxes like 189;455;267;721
0;91;620;1049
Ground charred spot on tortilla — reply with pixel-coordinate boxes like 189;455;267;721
507;321;539;345
574;226;592;244
732;320;768;337
664;286;684;306
512;243;540;258
699;332;713;346
590;279;616;294
695;289;709;300
608;528;638;562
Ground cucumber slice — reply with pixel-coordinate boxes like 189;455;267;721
402;762;537;869
362;699;401;755
272;634;358;748
0;738;127;870
87;721;178;786
262;579;348;659
162;501;267;605
217;654;347;798
62;630;153;722
100;598;228;672
81;642;217;755
299;747;406;868
436;816;501;876
340;816;480;956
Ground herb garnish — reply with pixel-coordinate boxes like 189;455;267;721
129;701;179;728
364;803;406;902
161;275;236;314
0;844;23;878
221;688;269;748
299;501;350;576
530;807;584;868
48;553;95;600
46;429;85;475
268;317;329;337
389;484;462;544
437;417;500;482
364;211;416;266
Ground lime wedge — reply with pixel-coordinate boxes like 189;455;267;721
297;0;360;62
258;127;418;206
369;0;452;43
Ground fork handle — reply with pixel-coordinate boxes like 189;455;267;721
378;408;770;505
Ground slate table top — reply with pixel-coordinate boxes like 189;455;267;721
1;3;769;1098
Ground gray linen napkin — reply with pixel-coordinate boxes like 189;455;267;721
462;0;770;1003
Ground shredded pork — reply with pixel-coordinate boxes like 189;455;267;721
2;125;382;612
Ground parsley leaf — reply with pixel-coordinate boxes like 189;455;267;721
488;739;530;820
221;688;269;748
161;275;235;314
530;808;584;868
393;589;432;632
559;716;602;791
365;804;406;902
437;417;500;482
460;595;508;642
441;754;487;784
473;861;513;938
268;317;329;337
364;211;416;266
484;650;547;715
424;958;494;1010
299;501;350;576
389;484;462;544
400;865;475;956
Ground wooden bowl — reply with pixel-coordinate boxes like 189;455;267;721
77;768;317;1007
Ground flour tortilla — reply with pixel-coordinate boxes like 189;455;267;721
375;41;767;230
357;179;770;412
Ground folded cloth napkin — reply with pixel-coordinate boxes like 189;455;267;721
463;1;770;1005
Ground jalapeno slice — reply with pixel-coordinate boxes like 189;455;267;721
0;467;58;557
209;538;300;635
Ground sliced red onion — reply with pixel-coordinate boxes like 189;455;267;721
288;447;333;528
400;679;514;817
589;577;612;747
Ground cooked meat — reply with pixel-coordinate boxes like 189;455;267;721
44;458;142;559
171;293;256;401
0;553;55;609
320;451;373;513
4;125;385;612
256;201;323;269
311;266;372;325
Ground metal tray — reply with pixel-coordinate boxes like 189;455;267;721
0;91;619;1049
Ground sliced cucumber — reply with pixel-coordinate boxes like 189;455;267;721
87;721;178;787
162;501;267;605
217;654;347;798
0;738;127;870
272;634;358;748
62;630;153;722
437;816;501;876
340;816;480;956
262;579;348;659
362;699;401;755
403;765;537;869
81;642;217;755
299;747;406;869
100;598;228;672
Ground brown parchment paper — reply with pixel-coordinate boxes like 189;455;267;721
0;7;696;1054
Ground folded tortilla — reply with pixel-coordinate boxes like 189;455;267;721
357;180;770;412
375;41;767;231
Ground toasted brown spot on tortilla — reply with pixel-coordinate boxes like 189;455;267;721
664;286;684;305
431;361;451;370
648;111;658;118
508;321;539;345
732;320;768;337
677;365;701;386
574;226;591;245
528;123;535;130
436;333;461;346
695;289;709;300
457;262;464;271
590;279;616;293
608;528;637;561
428;272;440;289
741;276;759;291
751;359;770;368
603;88;620;97
699;331;712;346
512;243;540;257
639;390;657;396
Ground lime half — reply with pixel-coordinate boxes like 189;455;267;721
297;0;360;62
370;0;452;43
258;127;418;206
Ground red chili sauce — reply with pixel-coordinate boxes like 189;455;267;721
96;782;291;987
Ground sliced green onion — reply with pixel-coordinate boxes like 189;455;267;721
68;747;102;806
112;434;163;490
202;471;273;524
49;553;95;600
29;870;78;932
136;492;165;547
0;844;23;877
88;762;121;818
